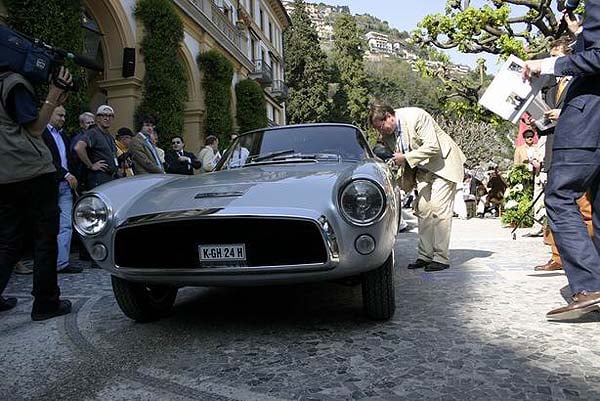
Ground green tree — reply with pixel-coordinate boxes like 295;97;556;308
332;13;370;128
235;79;268;133
4;0;89;135
284;0;330;123
197;50;233;143
436;115;513;167
135;0;187;147
366;58;443;115
413;0;575;59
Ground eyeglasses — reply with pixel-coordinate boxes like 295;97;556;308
97;114;114;118
372;120;385;131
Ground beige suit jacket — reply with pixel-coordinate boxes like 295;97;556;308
197;146;218;173
383;107;466;185
130;133;164;175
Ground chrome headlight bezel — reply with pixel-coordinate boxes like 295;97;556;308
73;194;112;237
339;178;386;226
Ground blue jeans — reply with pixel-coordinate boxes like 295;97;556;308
57;181;73;269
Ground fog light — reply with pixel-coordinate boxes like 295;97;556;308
355;235;375;255
90;244;107;261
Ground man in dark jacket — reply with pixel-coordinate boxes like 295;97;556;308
523;0;600;320
41;106;82;274
165;135;201;175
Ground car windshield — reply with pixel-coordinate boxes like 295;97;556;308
216;125;372;170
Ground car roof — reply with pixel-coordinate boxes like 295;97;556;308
238;123;362;137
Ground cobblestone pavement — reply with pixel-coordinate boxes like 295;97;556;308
1;215;599;401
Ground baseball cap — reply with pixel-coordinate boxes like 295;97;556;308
96;105;114;115
116;127;133;138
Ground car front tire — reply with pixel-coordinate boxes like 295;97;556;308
362;252;396;320
111;276;178;322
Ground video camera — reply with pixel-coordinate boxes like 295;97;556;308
0;24;103;90
558;0;580;12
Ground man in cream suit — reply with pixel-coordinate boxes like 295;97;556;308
370;104;466;272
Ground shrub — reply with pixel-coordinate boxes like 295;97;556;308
135;0;187;148
197;50;233;144
235;79;267;134
501;164;534;227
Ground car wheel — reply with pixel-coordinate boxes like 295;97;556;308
361;252;395;320
111;275;178;322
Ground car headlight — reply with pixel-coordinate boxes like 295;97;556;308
340;179;385;225
73;195;110;236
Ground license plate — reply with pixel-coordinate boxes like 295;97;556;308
198;244;246;262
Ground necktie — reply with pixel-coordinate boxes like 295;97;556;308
396;122;408;153
555;77;568;104
145;137;162;167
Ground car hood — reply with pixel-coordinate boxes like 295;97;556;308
97;161;385;222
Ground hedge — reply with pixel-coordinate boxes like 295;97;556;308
135;0;187;148
235;79;267;134
197;50;233;144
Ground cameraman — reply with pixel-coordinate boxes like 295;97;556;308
0;65;73;320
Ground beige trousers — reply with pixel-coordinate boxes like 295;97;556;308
415;170;457;265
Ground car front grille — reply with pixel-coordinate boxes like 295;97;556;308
114;217;328;269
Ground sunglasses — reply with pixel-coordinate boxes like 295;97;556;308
171;141;182;145
97;114;114;118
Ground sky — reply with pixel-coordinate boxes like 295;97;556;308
323;0;501;72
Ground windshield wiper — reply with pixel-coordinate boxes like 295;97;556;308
250;149;295;163
269;153;341;161
298;153;340;160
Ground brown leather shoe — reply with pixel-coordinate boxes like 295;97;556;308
534;260;563;271
546;290;600;321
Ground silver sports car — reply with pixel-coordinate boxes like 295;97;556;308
73;124;399;322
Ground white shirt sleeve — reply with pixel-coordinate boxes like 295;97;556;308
541;58;558;75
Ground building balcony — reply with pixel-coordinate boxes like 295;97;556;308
179;0;251;70
249;59;273;85
269;80;288;102
209;0;242;49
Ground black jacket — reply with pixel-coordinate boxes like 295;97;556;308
42;126;72;182
164;150;201;175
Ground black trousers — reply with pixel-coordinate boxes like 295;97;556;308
0;173;61;308
86;170;114;190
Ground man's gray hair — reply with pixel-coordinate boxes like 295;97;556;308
79;112;94;123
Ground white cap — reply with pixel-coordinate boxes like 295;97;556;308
96;105;114;115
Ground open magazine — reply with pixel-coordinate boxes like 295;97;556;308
526;93;556;131
479;55;551;126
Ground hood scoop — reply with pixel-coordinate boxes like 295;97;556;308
195;191;245;199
